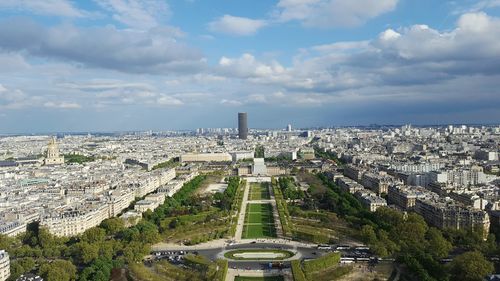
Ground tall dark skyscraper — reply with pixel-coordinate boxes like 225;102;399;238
238;112;248;140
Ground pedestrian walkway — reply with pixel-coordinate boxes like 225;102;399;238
235;180;250;240
226;268;293;281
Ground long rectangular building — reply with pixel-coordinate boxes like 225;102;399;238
180;153;232;162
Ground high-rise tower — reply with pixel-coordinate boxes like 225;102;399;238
238;112;248;140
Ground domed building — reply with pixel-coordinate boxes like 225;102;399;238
43;137;64;166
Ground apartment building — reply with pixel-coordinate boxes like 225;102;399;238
416;197;490;239
0;250;9;281
343;165;364;181
361;172;391;194
388;185;432;210
337;176;365;194
355;190;387;212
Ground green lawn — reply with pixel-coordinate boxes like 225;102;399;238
235;276;284;281
224;249;295;260
248;203;273;213
245;212;274;224
249;183;271;200
243;224;277;238
243;203;277;239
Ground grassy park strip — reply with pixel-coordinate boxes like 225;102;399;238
249;182;271;200
242;203;277;239
224;249;295;260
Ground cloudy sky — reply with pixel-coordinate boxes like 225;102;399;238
0;0;499;133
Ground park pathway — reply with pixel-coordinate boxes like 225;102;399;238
226;268;293;281
234;180;250;241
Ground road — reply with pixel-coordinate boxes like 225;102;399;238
152;241;329;267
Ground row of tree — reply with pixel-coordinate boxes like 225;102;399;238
277;176;305;200
213;177;240;210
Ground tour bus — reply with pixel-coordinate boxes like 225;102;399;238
336;245;351;250
317;244;332;250
340;257;355;264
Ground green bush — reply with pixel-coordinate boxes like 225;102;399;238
303;252;341;274
213;259;228;281
291;260;307;281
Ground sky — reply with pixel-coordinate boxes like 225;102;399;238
0;0;499;133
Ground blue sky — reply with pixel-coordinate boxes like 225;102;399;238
0;0;499;133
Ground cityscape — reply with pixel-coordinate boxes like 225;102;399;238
1;1;500;281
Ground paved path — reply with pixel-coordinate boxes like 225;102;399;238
152;239;227;251
226;268;293;281
235;180;250;241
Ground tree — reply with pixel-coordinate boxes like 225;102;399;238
9;257;35;280
448;251;494;281
135;221;160;243
100;217;125;235
81;227;105;243
123;241;150;263
39;260;77;281
78;242;99;264
360;225;377;244
426;227;452;259
395;213;428;252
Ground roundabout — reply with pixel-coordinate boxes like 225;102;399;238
224;249;295;261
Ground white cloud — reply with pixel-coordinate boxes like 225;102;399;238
94;0;171;29
220;99;243;106
44;101;81;109
218;53;286;78
57;80;154;91
156;95;183;106
208;15;267;36
274;0;398;28
0;0;85;17
453;0;500;14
